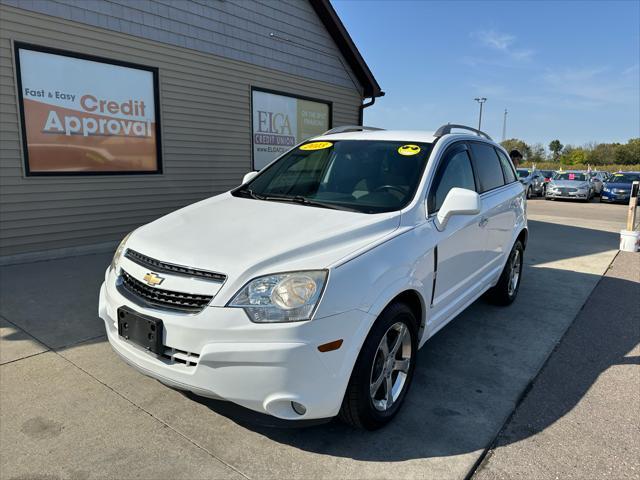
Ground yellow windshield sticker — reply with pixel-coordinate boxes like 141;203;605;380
614;174;624;177
300;141;333;151
398;144;421;156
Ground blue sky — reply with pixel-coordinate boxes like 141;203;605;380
332;0;640;148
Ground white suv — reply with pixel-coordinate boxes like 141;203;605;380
99;124;527;430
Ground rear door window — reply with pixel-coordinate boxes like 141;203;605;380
469;142;506;193
496;149;517;183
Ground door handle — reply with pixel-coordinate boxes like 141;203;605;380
479;217;489;228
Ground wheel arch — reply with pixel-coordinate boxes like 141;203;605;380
517;226;528;250
373;289;426;344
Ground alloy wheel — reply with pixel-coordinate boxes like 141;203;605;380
508;248;522;296
369;322;412;412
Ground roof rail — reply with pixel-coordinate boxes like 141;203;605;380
323;125;385;135
434;124;492;141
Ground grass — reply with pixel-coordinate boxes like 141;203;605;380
519;162;640;172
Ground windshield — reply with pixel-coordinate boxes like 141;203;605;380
553;172;587;181
234;140;433;213
608;173;640;184
517;169;530;178
539;170;554;177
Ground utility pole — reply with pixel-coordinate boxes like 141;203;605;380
502;108;508;141
474;97;487;131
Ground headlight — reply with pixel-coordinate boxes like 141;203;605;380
603;187;610;192
229;270;327;323
110;231;133;272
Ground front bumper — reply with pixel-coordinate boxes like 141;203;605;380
99;268;373;420
546;190;589;200
600;191;630;203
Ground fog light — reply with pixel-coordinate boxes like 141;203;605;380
291;401;306;416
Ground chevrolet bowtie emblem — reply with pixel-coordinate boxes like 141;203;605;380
143;272;165;287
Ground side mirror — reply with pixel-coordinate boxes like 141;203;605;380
242;171;258;184
434;188;481;231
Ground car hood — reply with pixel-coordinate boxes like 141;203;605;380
550;180;590;188
126;192;401;282
605;182;632;190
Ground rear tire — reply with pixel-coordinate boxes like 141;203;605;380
485;240;524;306
339;302;418;430
526;187;532;199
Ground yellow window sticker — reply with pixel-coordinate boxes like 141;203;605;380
398;144;421;156
300;141;333;151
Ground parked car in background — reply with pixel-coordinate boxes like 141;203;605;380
546;171;594;201
588;171;606;195
601;172;640;203
517;168;546;198
539;170;555;184
99;124;527;430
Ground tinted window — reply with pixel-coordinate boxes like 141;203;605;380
553;172;588;181
608;173;640;183
496;149;517;183
470;143;506;192
236;140;432;214
429;148;476;213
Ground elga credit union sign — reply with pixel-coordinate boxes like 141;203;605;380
252;89;330;170
15;44;161;174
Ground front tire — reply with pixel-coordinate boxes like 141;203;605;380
526;186;532;199
485;240;524;306
339;302;418;430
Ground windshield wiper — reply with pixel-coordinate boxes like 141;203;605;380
262;194;361;212
235;188;361;212
234;188;266;200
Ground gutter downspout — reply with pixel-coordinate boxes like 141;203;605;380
358;92;385;125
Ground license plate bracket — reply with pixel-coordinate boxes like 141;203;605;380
117;306;163;355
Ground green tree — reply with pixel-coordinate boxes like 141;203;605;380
529;143;547;163
501;138;531;159
549;139;563;160
568;148;587;165
615;138;640;165
586;142;619;165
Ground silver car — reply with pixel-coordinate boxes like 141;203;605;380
517;168;546;198
546;171;594;202
588;171;606;195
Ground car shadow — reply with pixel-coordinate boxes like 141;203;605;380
183;265;637;461
0;220;633;463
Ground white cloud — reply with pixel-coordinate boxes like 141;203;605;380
470;30;535;62
474;30;515;51
540;67;637;105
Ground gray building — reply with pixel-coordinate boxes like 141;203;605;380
0;0;382;262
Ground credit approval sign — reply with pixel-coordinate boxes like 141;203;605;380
251;88;330;170
15;44;161;174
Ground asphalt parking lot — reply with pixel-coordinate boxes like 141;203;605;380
0;197;636;480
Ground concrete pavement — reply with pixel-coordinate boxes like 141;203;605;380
473;251;640;480
0;199;632;479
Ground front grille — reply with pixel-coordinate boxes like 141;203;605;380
118;270;213;313
558;187;577;194
125;249;226;282
161;347;200;367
